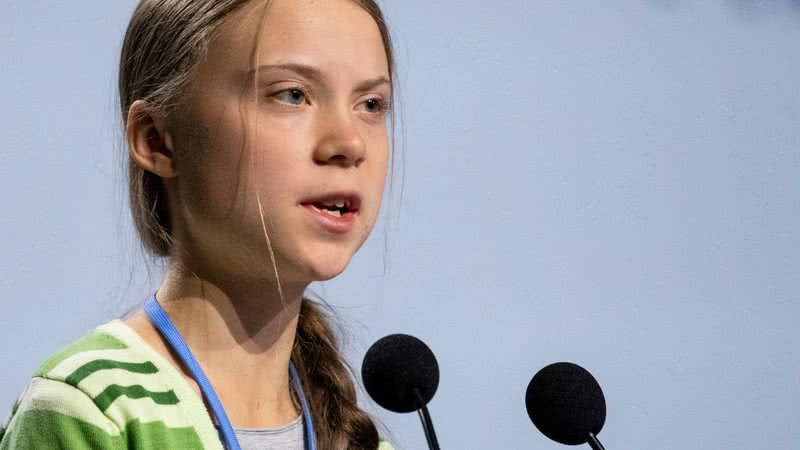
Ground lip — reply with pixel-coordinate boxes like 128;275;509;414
299;191;361;234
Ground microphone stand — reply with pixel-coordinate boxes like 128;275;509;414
413;388;441;450
587;432;606;450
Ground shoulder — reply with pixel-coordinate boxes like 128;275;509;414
0;325;129;448
1;321;223;450
0;376;123;449
31;322;179;430
378;441;396;450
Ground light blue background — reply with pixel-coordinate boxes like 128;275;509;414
1;1;798;449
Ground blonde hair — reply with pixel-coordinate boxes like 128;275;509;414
119;0;397;448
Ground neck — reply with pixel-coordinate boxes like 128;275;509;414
130;259;310;428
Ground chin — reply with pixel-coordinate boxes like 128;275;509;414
306;258;351;281
296;245;356;282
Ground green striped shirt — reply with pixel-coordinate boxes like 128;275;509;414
0;321;394;450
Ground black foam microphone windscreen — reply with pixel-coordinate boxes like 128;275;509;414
525;362;607;445
361;334;439;413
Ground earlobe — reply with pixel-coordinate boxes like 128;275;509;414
127;100;177;178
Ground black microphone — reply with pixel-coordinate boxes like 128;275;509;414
362;334;441;450
525;362;608;450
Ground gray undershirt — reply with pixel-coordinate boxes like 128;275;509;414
217;415;305;450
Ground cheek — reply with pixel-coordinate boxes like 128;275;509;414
175;109;251;218
180;117;306;223
365;141;390;222
372;156;389;200
371;131;391;188
245;127;309;202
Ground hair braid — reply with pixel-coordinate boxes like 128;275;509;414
293;299;380;449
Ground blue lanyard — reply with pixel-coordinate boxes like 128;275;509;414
143;293;317;450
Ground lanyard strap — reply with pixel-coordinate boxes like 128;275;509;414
143;293;317;450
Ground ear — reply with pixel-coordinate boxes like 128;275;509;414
127;100;177;178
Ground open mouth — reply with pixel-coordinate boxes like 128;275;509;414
300;192;361;220
308;200;354;218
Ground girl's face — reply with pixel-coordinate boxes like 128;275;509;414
169;0;391;283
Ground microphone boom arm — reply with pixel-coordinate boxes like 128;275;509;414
414;388;441;450
587;432;606;450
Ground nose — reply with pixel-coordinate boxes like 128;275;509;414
312;109;367;168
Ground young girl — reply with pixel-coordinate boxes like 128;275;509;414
0;0;397;449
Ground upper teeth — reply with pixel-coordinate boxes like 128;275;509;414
335;200;345;208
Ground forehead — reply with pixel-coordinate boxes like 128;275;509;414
204;0;389;82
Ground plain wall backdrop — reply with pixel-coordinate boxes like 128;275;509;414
1;1;799;449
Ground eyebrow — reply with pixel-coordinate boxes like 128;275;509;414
247;62;391;92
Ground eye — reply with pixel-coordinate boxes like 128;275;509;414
272;88;306;106
359;97;390;114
